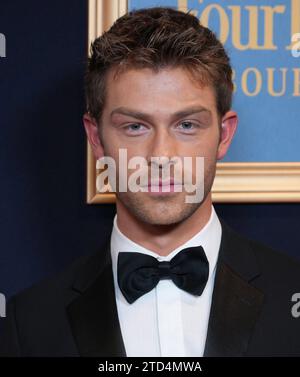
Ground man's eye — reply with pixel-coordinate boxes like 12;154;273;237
178;121;198;131
125;123;146;132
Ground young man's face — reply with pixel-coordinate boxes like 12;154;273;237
84;66;237;225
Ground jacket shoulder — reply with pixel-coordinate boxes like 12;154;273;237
220;218;300;288
0;242;110;357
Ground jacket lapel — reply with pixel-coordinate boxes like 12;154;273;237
66;238;127;357
204;219;265;356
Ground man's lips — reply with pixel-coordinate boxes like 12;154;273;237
146;178;180;187
142;179;183;193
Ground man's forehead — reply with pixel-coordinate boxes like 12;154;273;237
104;66;217;111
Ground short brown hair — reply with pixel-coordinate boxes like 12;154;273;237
85;6;233;125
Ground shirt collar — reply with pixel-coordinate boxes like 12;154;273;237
110;205;222;289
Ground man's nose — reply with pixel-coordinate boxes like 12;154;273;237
146;128;178;164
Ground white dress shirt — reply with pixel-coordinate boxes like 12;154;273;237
110;205;222;357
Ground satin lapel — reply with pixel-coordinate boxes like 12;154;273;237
66;239;127;357
204;220;265;357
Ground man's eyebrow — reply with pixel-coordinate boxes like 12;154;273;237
110;106;211;122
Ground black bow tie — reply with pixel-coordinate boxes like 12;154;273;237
117;246;209;304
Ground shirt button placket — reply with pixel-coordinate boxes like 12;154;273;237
156;279;186;357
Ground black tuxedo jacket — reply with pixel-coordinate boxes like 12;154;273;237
1;219;300;357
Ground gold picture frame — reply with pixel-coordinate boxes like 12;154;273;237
86;0;300;204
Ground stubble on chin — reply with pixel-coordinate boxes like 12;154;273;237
116;191;205;226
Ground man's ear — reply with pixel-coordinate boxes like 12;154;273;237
217;110;238;161
83;112;104;159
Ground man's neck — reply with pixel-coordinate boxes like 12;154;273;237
115;194;213;257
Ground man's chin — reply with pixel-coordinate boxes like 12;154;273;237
117;192;203;226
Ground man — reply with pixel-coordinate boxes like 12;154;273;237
0;7;300;357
